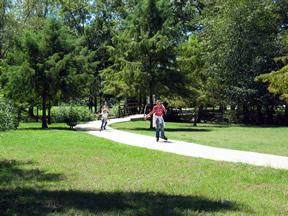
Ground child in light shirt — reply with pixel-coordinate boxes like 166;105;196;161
97;109;109;131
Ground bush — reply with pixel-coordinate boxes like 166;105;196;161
0;100;19;130
108;105;118;117
52;104;96;123
107;100;127;117
222;110;244;124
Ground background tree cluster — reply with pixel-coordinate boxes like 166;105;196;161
0;0;288;128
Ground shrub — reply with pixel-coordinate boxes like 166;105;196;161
108;105;118;117
107;100;127;117
0;100;19;130
223;110;244;124
52;104;96;123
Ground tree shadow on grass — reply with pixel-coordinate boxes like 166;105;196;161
0;160;247;215
0;189;246;216
184;124;230;129
0;160;65;185
17;127;72;131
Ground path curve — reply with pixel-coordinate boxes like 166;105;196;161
75;115;288;170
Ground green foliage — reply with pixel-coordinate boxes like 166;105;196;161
108;104;119;117
52;104;95;123
1;0;288;126
256;56;288;101
101;0;184;99
12;0;59;32
107;99;127;117
200;0;283;123
0;59;7;83
0;100;19;130
84;1;117;101
222;110;245;124
5;18;93;128
0;0;16;60
59;0;95;35
175;35;209;107
202;0;281;102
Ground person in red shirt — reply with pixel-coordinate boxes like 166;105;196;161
144;100;168;142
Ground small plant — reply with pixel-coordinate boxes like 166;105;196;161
0;100;19;130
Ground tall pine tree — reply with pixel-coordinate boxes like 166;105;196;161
101;0;184;127
5;18;91;128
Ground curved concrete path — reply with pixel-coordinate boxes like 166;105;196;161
76;115;288;170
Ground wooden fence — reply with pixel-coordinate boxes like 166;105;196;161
118;103;183;120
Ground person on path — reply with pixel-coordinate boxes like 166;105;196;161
96;109;110;131
144;100;168;142
102;101;110;112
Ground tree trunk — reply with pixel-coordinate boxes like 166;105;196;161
42;93;48;129
17;106;22;123
28;106;34;117
99;94;102;113
197;104;204;123
242;104;249;124
193;107;198;127
48;100;51;125
257;105;263;124
266;105;274;125
94;96;97;114
36;106;39;122
219;105;223;114
118;105;121;118
139;95;142;114
149;94;153;129
88;96;93;112
285;103;288;126
141;95;146;114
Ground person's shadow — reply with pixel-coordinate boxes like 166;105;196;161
0;160;246;215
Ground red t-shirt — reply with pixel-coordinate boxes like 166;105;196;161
153;105;165;116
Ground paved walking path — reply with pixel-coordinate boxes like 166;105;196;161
76;115;288;170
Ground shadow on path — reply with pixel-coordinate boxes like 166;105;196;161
75;127;101;132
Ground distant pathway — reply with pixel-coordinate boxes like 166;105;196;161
76;115;288;170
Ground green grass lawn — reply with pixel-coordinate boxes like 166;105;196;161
0;122;288;215
110;121;288;156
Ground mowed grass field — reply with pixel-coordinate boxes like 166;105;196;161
110;120;288;156
0;122;287;215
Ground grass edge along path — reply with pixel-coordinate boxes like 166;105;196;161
110;120;288;157
0;122;287;215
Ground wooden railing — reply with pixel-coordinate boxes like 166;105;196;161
118;103;183;120
117;103;145;118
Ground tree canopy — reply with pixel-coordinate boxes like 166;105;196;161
1;0;288;126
